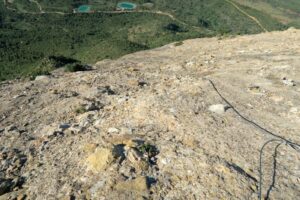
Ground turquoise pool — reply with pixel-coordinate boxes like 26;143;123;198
117;2;137;10
77;5;91;13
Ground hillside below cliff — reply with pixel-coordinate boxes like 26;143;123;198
0;29;300;199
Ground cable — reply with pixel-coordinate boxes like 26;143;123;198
207;79;300;199
207;79;300;149
259;139;282;200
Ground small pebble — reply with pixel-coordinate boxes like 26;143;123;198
107;127;119;134
208;104;229;114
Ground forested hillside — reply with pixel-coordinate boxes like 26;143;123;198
1;0;298;81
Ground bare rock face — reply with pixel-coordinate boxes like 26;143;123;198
1;29;300;199
86;148;114;172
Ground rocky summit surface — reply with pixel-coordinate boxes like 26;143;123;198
1;29;300;200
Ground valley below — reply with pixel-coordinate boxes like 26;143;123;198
2;0;298;81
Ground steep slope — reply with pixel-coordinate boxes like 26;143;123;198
0;29;300;199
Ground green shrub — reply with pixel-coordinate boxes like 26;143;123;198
75;106;87;114
28;64;52;80
64;63;87;72
47;56;79;68
174;41;184;46
165;23;183;32
137;143;158;158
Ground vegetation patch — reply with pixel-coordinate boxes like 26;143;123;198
164;23;185;33
75;106;87;114
0;0;294;81
64;63;89;72
174;41;184;46
137;143;159;162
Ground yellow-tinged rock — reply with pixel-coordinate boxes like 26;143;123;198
82;143;97;153
86;148;114;172
124;139;140;148
127;67;139;72
115;176;148;194
108;134;141;148
182;136;198;148
215;164;231;174
250;184;257;192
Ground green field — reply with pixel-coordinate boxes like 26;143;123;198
1;0;298;81
233;0;300;25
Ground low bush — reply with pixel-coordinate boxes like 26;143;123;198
64;63;89;72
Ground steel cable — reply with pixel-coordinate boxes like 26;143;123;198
207;79;300;199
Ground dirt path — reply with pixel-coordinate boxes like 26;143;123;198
4;2;201;31
3;0;17;11
98;10;186;24
29;0;43;13
97;10;202;31
138;10;203;31
225;0;268;32
1;0;269;33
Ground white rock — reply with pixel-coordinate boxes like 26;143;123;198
94;119;102;127
39;126;58;137
70;125;83;133
282;77;296;86
107;127;119;134
79;120;90;128
13;94;26;99
186;61;195;67
208;104;228;114
85;102;98;111
35;75;50;81
120;127;133;135
290;107;299;114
